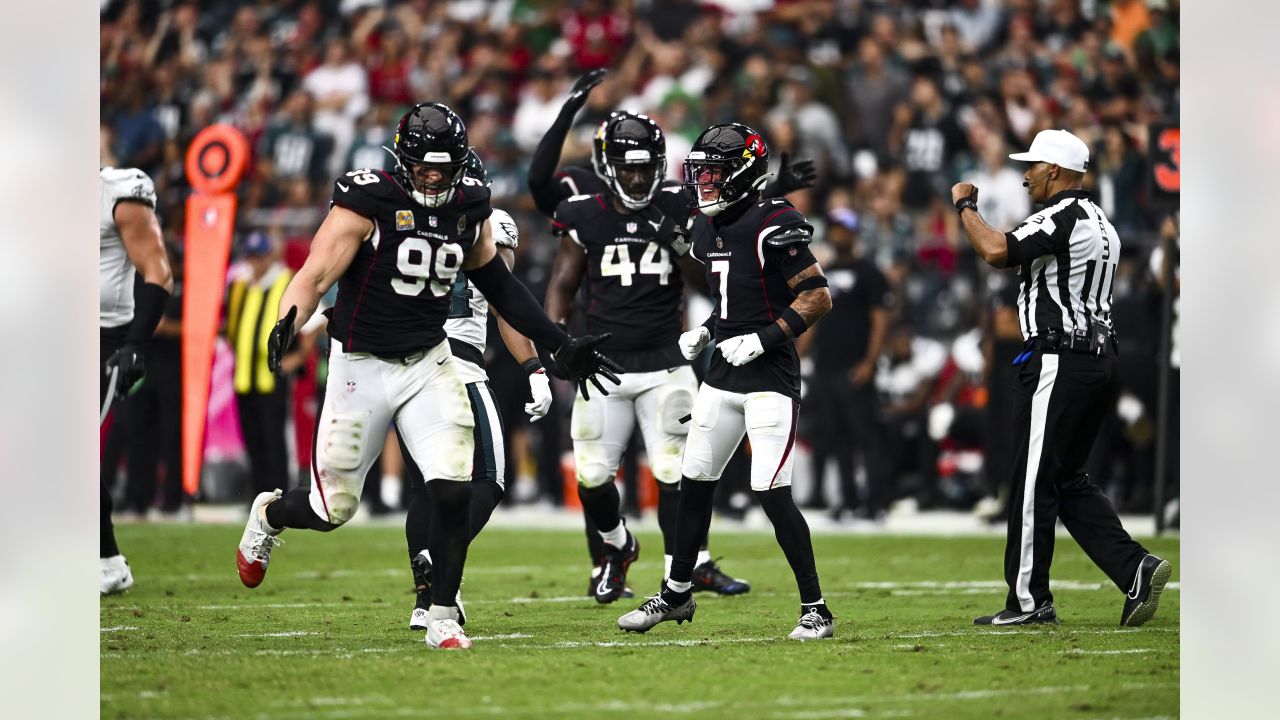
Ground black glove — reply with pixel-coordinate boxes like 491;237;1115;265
267;305;298;374
776;153;817;195
564;68;607;112
553;333;624;400
104;343;146;400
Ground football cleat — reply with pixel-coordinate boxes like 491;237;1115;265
973;602;1060;626
586;569;634;599
235;489;283;588
593;531;640;604
409;553;467;628
99;555;134;595
425;607;472;650
1121;554;1172;627
788;604;835;640
617;592;696;633
691;558;751;595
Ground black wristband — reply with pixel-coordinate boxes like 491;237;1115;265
521;358;544;375
955;198;978;215
125;282;171;346
780;308;808;337
758;321;788;350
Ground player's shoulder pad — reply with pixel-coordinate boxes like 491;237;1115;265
102;166;157;208
490;208;519;249
453;176;493;223
553;193;596;223
756;200;814;247
331;168;402;213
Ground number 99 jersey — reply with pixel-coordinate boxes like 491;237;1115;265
327;168;492;357
442;207;518;365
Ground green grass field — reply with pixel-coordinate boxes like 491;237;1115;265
101;523;1178;719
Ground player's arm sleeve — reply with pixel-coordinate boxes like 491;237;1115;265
1003;215;1061;268
527;102;580;217
467;255;569;352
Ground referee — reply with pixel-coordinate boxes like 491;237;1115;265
952;129;1171;627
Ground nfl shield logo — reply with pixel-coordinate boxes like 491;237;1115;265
396;210;414;231
716;236;723;249
346;381;356;393
627;222;637;233
428;216;438;228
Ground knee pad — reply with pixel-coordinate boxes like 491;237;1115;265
574;443;616;489
650;439;685;485
315;410;372;526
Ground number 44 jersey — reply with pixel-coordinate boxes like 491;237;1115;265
327;168;492;356
552;190;685;371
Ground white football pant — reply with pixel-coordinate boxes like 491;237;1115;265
681;384;799;491
309;339;475;525
570;366;698;488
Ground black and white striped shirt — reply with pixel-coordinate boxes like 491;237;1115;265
1004;189;1120;341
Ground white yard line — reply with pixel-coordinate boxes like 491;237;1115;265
234;631;318;638
1065;648;1157;655
100;626;139;633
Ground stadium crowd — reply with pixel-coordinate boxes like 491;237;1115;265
99;0;1180;524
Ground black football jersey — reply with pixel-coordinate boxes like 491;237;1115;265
552;192;688;370
690;197;817;401
326;168;492;356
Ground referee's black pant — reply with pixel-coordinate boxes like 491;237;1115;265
1002;346;1149;612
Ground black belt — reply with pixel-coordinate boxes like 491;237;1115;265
374;348;429;365
1034;329;1118;357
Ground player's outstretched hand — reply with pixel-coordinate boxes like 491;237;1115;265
565;68;607;111
777;153;818;195
554;333;624;400
104;343;146;399
678;326;711;360
525;369;553;421
267;305;298;374
718;333;766;366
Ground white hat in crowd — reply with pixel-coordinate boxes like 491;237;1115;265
1009;129;1090;173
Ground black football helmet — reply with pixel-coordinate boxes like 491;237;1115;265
589;111;623;183
598;112;666;211
394;102;469;207
462;147;487;185
683;123;770;216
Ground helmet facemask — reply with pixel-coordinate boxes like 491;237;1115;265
399;154;465;208
604;150;665;211
683;152;767;217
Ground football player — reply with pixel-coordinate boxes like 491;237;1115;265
233;103;620;650
530;71;815;598
100;166;174;594
404;148;553;630
618;124;837;640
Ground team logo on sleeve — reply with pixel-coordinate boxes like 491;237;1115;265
396;210;415;231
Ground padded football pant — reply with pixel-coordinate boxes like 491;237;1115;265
1002;350;1149;612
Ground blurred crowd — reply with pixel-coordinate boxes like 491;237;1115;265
100;0;1180;524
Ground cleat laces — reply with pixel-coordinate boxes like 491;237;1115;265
245;530;283;562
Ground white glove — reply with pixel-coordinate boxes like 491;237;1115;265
678;326;711;360
525;370;553;421
719;333;766;366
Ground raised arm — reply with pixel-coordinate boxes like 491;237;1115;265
952;183;1009;268
528;69;607;217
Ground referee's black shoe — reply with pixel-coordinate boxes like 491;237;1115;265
973;602;1060;626
1120;554;1172;627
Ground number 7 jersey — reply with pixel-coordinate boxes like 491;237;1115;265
327;168;492;356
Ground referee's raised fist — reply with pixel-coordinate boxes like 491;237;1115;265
951;182;978;205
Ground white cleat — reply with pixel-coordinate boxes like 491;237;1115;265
424;606;472;649
409;607;430;631
617;593;696;633
100;555;134;595
788;606;836;640
236;490;283;588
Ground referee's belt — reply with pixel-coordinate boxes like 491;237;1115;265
1034;330;1118;357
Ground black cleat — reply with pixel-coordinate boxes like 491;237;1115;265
587;570;634;599
1121;554;1172;627
691;558;751;595
409;552;465;627
974;602;1060;626
592;531;640;604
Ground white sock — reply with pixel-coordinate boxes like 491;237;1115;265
696;549;712;567
663;554;673;581
803;598;826;608
665;578;692;594
599;521;627;549
428;604;459;622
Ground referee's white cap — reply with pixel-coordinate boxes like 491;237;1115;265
1009;129;1090;172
